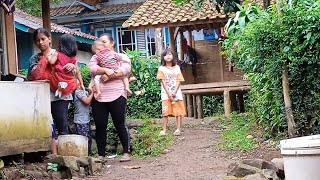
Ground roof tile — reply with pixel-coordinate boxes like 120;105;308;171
15;9;97;41
122;0;227;29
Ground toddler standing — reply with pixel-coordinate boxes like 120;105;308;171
74;80;94;155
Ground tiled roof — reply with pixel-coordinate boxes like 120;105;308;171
122;0;228;29
51;5;85;17
51;3;143;18
14;9;97;41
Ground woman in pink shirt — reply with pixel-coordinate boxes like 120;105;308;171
89;33;132;162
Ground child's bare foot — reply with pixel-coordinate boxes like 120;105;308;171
126;88;133;96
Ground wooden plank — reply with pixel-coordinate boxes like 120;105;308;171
224;90;231;116
193;95;197;119
0;138;51;157
182;86;251;94
181;80;250;90
197;95;204;119
4;13;17;74
42;0;51;31
186;94;193;117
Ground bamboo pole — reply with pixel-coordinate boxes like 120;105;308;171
277;0;296;137
186;94;193;117
169;27;176;55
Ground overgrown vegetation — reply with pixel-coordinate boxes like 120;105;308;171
218;113;257;152
131;119;173;158
223;0;320;137
16;0;63;17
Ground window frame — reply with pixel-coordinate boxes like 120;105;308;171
145;28;167;57
116;27;137;53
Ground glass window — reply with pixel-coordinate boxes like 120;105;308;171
117;28;136;52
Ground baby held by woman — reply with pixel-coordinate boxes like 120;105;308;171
91;40;132;96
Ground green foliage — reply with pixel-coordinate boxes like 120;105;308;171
203;96;224;117
125;50;162;119
218;113;257;152
16;0;63;17
223;0;320;137
78;64;92;88
131;119;173;157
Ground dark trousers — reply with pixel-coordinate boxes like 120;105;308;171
75;123;92;155
91;96;130;156
51;100;70;135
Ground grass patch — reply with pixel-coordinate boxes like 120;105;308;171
218;113;257;152
131;119;173;158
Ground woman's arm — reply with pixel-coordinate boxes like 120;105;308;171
109;53;131;79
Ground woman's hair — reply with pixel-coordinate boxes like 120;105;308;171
100;33;114;42
100;33;115;48
57;34;77;57
161;49;176;67
33;28;50;42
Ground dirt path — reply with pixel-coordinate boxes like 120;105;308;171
98;117;281;180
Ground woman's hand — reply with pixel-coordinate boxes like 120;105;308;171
63;63;75;72
81;84;85;90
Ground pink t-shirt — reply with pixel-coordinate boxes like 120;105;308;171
89;53;131;102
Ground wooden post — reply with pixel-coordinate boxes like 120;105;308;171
179;30;184;61
186;94;193;117
42;0;51;31
238;93;245;113
192;35;195;49
188;30;193;48
193;95;197;119
169;27;176;55
183;94;188;116
4;13;17;74
224;90;232;116
196;95;203;119
277;0;296;137
155;28;164;56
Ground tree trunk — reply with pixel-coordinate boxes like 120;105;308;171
282;66;296;137
277;0;296;137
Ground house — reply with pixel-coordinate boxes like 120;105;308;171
14;9;97;69
51;0;220;58
50;0;169;56
123;0;249;118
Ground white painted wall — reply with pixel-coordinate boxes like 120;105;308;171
0;81;51;156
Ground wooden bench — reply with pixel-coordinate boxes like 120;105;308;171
181;80;251;119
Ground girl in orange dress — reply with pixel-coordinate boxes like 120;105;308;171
157;49;186;136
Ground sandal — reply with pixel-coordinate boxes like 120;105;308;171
173;129;181;136
159;130;167;136
120;154;131;162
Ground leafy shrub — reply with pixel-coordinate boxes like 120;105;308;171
125;50;162;119
223;0;320;137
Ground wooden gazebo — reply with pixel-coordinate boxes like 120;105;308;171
123;0;250;118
